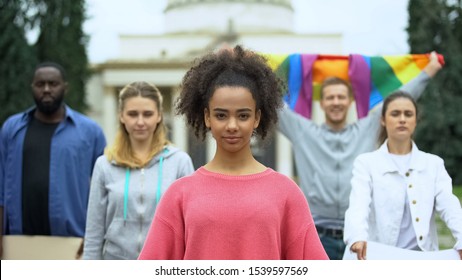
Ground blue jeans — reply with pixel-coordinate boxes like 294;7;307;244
319;234;346;260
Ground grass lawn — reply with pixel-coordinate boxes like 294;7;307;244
436;186;462;249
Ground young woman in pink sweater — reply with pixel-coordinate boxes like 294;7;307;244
138;45;328;260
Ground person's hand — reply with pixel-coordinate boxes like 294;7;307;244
424;51;443;78
350;241;367;260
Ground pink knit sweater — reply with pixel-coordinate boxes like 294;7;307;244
138;167;328;260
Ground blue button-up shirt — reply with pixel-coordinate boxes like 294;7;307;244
1;105;106;237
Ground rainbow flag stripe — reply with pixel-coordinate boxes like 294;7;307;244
266;53;437;119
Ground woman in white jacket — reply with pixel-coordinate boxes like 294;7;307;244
344;91;462;260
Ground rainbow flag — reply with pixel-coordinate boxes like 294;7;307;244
266;53;439;119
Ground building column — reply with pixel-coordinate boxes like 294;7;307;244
205;134;216;163
171;88;188;153
276;132;293;178
102;86;118;146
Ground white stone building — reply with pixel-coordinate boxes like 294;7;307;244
86;0;343;176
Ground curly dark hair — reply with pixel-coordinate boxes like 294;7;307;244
175;45;285;141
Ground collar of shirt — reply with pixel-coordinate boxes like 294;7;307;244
377;140;426;175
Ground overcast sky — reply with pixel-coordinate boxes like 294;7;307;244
84;0;410;63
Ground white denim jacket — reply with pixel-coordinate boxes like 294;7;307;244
344;141;462;251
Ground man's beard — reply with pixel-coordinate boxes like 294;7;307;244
34;92;65;115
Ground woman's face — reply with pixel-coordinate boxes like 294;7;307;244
204;86;260;154
120;96;162;144
381;97;417;142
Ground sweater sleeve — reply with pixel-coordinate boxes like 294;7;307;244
138;182;186;260
138;216;185;260
278;103;316;142
370;71;431;113
83;157;107;260
286;224;329;260
281;179;329;260
399;71;431;101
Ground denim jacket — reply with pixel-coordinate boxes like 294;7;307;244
0;106;106;237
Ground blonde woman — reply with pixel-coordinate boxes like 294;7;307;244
83;82;194;259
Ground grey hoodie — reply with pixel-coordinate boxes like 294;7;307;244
83;146;194;259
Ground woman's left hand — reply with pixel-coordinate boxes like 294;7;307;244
350;241;367;260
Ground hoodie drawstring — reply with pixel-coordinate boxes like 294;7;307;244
123;148;169;223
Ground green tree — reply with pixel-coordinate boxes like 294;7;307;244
33;0;90;112
407;0;462;184
0;0;90;126
0;0;36;125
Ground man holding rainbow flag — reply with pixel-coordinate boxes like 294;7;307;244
275;51;443;259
